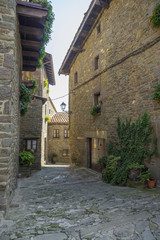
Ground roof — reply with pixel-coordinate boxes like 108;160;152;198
49;112;69;124
59;0;110;75
49;97;57;113
43;53;55;86
16;0;48;71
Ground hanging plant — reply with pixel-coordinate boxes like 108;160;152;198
152;84;160;104
30;0;55;68
148;4;160;28
19;80;37;116
90;105;101;116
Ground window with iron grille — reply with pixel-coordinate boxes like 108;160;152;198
94;55;99;70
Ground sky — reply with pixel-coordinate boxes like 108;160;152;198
46;0;91;112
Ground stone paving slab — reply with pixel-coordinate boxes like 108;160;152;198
0;165;160;240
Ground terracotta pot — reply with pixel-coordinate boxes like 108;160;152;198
147;179;156;188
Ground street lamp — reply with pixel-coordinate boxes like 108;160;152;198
60;102;67;112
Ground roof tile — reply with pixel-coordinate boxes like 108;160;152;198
49;112;69;124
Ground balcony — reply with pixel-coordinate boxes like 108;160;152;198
16;0;48;71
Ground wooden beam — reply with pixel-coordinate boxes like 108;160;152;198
23;50;39;58
20;26;43;38
22;40;41;49
17;2;48;19
23;66;36;72
23;59;38;66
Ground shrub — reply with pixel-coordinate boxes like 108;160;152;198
140;169;152;183
102;155;121;183
19;151;34;166
97;156;107;168
108;112;157;185
47;87;49;94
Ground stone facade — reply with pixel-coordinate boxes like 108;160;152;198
48;113;70;164
0;0;22;211
20;67;56;169
62;0;160;177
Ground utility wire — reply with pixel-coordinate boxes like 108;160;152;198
51;93;69;101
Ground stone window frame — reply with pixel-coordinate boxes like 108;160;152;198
26;139;37;151
53;129;60;138
64;129;69;138
62;149;69;157
74;71;78;85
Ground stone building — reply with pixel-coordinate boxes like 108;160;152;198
48;112;70;164
20;53;56;169
59;0;160;176
0;0;52;213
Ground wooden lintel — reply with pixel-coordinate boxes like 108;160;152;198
23;50;39;58
17;3;48;19
23;59;38;66
23;66;36;72
20;26;43;37
22;40;41;48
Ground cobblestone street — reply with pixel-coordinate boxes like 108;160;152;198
1;166;160;240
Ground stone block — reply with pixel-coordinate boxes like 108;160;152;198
3;101;11;115
0;149;10;157
2;139;12;148
0;116;11;123
0;22;15;31
3;54;14;69
0;86;12;100
0;123;12;133
2;15;15;23
0;55;3;66
0;133;11;138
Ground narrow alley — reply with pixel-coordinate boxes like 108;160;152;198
1;166;160;240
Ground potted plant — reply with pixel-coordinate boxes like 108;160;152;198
52;153;57;164
148;4;160;28
140;168;156;188
19;151;35;177
90;105;101;116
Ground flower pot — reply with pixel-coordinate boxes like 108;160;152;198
147;179;156;188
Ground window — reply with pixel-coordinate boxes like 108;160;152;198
64;129;69;138
26;139;37;151
94;92;100;105
74;72;78;85
53;129;59;138
97;24;101;34
62;149;69;157
94;55;99;70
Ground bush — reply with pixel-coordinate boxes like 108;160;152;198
19;151;35;166
102;155;121;184
97;156;107;168
107;112;157;185
44;79;48;88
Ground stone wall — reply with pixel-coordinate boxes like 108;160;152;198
69;0;160;178
0;0;22;211
48;124;70;164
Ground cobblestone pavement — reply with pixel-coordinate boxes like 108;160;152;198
1;165;160;240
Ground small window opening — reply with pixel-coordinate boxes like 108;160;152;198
74;72;78;84
94;55;99;70
97;24;101;34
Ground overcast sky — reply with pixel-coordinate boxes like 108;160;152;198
46;0;91;112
